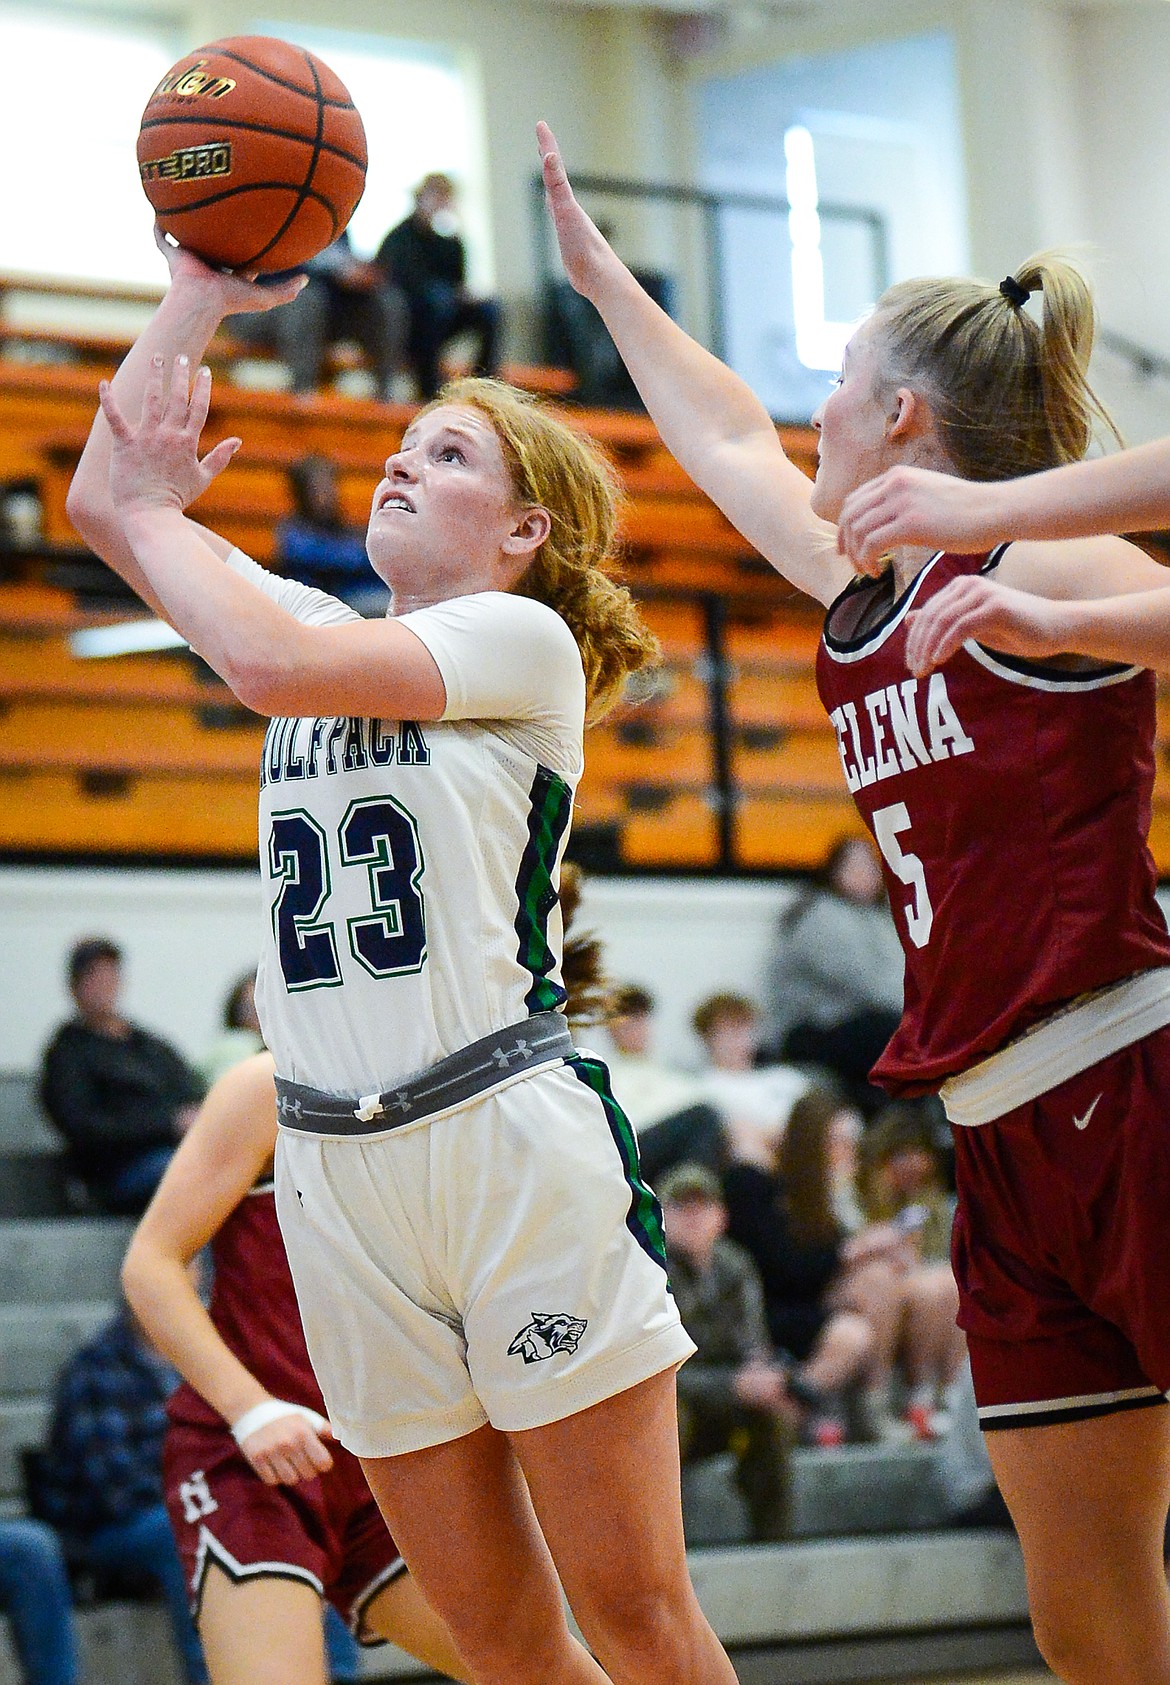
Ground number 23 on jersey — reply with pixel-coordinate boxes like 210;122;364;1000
269;797;427;990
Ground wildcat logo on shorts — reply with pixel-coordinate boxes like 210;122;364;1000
507;1312;588;1365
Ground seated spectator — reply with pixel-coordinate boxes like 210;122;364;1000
276;456;389;617
760;835;904;1115
859;1101;956;1266
197;971;264;1089
723;1084;939;1443
376;174;501;400
37;1305;206;1684
229;230;406;402
542;221;673;409
858;1103;964;1437
0;1518;79;1685
602;985;724;1183
660;1163;797;1540
690;992;808;1157
39;938;204;1215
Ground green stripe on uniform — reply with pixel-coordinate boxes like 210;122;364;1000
567;1053;669;1276
514;767;573;1014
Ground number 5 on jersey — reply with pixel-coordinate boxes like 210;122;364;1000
872;802;933;949
269;797;427;990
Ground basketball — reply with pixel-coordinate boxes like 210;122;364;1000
137;36;367;273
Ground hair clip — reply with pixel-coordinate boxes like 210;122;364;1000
999;276;1030;309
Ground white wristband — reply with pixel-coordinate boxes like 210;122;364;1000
230;1399;328;1447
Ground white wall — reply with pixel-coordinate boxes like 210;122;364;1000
681;0;1170;445
0;864;798;1074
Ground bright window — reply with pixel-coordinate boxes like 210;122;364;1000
258;25;493;287
0;7;177;284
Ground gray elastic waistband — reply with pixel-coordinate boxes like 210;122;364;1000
274;1012;574;1137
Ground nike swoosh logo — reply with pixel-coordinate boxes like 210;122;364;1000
1073;1094;1103;1131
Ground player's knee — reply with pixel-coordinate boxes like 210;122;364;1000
575;1571;700;1672
440;1588;574;1681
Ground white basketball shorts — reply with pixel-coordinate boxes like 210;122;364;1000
273;1053;695;1457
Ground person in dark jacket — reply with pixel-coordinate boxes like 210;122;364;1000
375;174;501;400
39;938;203;1214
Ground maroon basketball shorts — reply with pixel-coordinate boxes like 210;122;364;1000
952;1023;1170;1431
164;1419;404;1637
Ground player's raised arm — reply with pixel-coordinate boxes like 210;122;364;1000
838;437;1170;571
122;1054;335;1487
537;122;850;606
66;233;304;613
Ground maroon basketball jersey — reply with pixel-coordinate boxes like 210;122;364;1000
168;1176;325;1429
816;547;1170;1095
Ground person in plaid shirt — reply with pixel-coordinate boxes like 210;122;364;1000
39;1303;206;1683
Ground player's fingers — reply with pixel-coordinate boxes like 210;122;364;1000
267;1450;302;1486
198;438;242;483
164;354;193;426
97;382;135;443
303;1434;334;1476
185;364;214;435
139;355;167;426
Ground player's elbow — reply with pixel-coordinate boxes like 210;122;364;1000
66;476;121;560
221;645;303;716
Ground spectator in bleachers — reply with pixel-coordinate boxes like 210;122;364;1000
723;1084;902;1442
39;938;204;1215
0;1518;80;1685
375;174;502;400
759;835;904;1115
37;1304;207;1684
276;457;389;618
859;1103;966;1437
660;1162;797;1541
690;992;809;1158
602;984;725;1183
230;230;406;402
724;1084;963;1442
197;972;264;1089
859;1101;956;1267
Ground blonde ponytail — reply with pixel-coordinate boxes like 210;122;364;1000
873;251;1121;482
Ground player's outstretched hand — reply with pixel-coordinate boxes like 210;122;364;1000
904;573;1064;676
537;121;616;301
154;223;308;318
99;353;241;517
238;1410;335;1487
837;466;1008;570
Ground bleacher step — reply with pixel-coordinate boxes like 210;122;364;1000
0;1397;50;1500
683;1443;948;1544
0;1072;56;1151
0;1218;132;1302
0;1301;111;1394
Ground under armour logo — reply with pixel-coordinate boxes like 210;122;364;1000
277;1095;303;1121
179;1470;219;1525
390;1092;412;1113
1074;1094;1103;1131
493;1040;532;1069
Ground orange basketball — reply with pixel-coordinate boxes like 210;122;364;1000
137;36;367;273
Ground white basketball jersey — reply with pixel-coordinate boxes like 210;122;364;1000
227;550;586;1096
